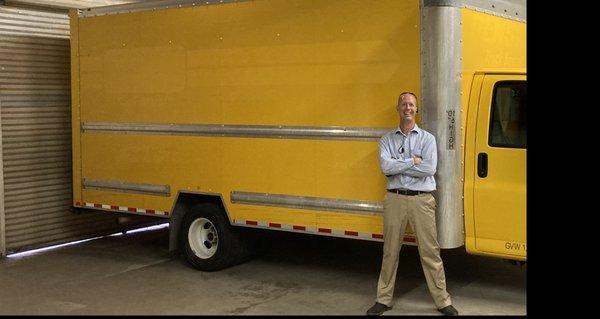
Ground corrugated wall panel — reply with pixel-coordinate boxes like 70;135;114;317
0;6;70;38
0;5;160;256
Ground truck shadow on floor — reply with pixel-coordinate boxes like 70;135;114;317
227;230;526;295
144;225;525;300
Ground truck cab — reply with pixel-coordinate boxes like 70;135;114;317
465;72;527;261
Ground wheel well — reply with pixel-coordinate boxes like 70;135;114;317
169;192;230;252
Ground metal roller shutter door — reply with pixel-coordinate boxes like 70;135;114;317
0;4;159;256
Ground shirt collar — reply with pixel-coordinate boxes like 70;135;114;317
395;124;421;136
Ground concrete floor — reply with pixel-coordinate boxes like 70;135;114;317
0;225;526;315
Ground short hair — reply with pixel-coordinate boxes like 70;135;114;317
399;91;418;101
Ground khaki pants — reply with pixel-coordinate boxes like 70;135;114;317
376;192;452;309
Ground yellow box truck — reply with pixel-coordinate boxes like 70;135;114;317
69;0;526;270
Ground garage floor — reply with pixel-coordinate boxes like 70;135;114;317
0;225;526;315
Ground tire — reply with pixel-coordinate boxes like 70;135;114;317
180;203;246;271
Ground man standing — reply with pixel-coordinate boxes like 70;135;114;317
366;92;458;316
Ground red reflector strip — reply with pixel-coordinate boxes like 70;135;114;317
403;236;416;242
81;202;168;216
230;219;411;244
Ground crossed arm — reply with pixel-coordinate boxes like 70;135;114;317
379;135;437;178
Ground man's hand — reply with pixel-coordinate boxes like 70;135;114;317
413;155;422;165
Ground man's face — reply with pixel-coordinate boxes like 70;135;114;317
397;94;417;122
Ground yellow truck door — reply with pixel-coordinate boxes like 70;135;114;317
472;74;527;260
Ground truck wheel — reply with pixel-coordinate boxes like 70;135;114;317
180;203;243;271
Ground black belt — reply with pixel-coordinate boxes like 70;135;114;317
387;189;429;196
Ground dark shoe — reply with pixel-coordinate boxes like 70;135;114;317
366;302;392;316
438;305;459;316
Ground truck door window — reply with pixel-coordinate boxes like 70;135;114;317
489;81;527;148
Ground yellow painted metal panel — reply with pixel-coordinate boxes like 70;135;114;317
465;74;527;261
474;75;526;255
76;0;419;126
463;74;483;257
74;0;421;236
461;8;526;74
460;7;527;161
80;134;387;231
69;8;82;206
461;8;526;260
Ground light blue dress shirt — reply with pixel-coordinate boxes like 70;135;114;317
379;124;437;192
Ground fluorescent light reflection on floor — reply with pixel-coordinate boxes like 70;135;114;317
7;223;170;258
122;223;169;234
